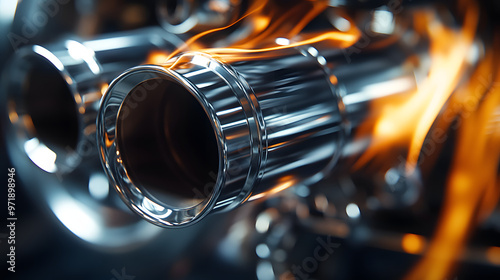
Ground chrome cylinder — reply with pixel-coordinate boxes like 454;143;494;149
98;32;427;227
1;27;183;248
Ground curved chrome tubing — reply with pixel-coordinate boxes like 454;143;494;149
1;27;184;248
157;0;245;34
98;27;429;228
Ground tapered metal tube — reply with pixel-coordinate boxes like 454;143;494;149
98;33;428;227
1;27;183;247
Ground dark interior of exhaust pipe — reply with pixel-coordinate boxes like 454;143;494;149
23;56;79;152
166;0;179;17
162;0;189;25
116;77;219;208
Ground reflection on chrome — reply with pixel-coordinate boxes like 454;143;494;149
1;27;184;248
98;25;429;227
88;173;110;200
345;203;361;219
157;0;245;34
1;0;499;279
23;138;58;173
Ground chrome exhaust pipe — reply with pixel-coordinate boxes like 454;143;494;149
97;29;429;227
2;27;183;248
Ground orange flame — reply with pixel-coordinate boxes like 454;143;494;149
336;1;500;278
353;4;479;172
159;0;359;63
142;2;500;278
165;0;271;61
405;43;500;279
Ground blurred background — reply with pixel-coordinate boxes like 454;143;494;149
1;0;500;279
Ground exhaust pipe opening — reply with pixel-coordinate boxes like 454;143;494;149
21;55;80;153
115;76;220;211
4;51;82;173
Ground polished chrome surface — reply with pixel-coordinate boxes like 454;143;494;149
98;27;428;227
1;27;184;248
157;0;244;34
2;0;500;279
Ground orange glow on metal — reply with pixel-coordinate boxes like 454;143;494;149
22;115;35;134
329;74;338;85
104;132;114;148
8;111;18;123
100;83;109;96
84;124;96;136
401;233;426;254
64;75;73;85
487;247;500;265
73;93;82;105
8;101;18;123
145;50;172;65
249;175;297;201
